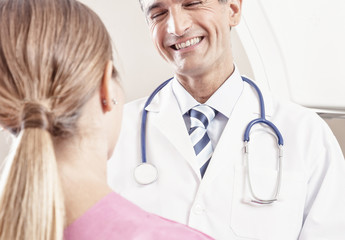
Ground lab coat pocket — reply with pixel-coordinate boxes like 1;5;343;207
229;165;306;240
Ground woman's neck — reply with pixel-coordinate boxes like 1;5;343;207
55;136;112;226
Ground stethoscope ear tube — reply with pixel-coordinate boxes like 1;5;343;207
244;141;283;205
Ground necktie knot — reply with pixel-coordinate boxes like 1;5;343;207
189;105;216;130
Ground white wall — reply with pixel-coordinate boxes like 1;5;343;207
79;0;173;102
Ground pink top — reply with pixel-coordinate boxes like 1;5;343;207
64;192;214;240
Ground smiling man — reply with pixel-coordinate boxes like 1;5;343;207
146;0;237;103
108;0;345;239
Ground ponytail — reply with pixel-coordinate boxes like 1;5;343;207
0;104;64;240
0;0;115;238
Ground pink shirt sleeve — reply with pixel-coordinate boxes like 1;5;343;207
64;192;214;240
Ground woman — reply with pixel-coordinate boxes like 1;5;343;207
0;0;213;239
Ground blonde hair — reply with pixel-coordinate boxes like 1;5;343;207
0;0;114;239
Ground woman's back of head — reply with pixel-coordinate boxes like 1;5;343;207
0;0;114;136
0;0;115;239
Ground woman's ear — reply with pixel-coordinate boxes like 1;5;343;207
228;0;242;27
100;61;114;113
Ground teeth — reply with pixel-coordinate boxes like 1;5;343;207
175;37;201;50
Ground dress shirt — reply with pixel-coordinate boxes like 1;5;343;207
172;66;244;149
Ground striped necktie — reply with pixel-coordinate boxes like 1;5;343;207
188;105;217;178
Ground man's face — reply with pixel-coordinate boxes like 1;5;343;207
141;0;241;77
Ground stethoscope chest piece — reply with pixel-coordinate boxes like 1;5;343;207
134;163;158;185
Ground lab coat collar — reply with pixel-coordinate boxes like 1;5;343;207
205;66;244;118
144;81;200;178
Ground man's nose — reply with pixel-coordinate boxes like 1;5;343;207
167;9;192;36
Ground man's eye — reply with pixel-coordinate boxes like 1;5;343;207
151;11;167;20
184;1;202;7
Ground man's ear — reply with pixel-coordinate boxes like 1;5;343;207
100;60;114;113
228;0;242;27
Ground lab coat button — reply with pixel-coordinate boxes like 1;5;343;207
193;204;204;215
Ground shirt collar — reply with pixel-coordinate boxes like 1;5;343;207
172;66;244;118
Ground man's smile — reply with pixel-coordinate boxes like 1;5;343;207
170;36;204;50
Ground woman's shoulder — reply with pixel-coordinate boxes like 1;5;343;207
64;192;213;240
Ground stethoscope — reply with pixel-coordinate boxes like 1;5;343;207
134;76;284;205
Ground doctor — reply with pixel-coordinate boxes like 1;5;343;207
108;0;345;239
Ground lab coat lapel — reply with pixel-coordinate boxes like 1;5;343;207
145;81;200;177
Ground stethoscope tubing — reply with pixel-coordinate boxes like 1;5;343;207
140;78;173;163
242;77;284;146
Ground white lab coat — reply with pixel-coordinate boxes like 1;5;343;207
108;79;345;240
